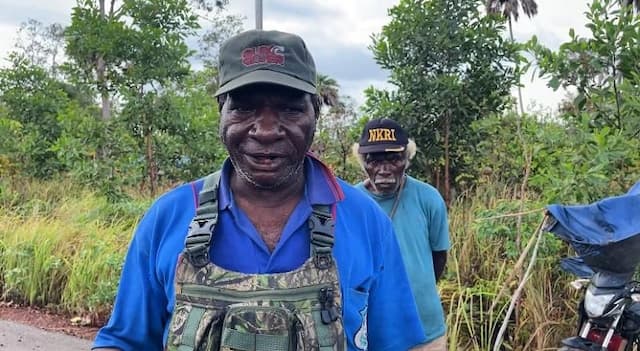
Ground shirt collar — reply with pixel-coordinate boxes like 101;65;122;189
217;154;344;210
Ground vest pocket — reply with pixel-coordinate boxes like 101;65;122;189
219;304;294;351
294;307;343;351
166;304;225;351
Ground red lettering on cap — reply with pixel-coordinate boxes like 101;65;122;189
241;45;285;66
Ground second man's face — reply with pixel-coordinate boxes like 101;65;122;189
220;84;316;190
364;152;407;195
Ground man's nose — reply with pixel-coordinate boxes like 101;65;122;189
250;107;284;141
378;162;393;174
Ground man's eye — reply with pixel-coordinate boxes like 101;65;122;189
232;106;254;113
282;106;304;114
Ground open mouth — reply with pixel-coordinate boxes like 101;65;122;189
246;154;284;168
253;155;278;162
374;178;397;185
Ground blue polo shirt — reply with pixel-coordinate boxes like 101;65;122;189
93;157;426;351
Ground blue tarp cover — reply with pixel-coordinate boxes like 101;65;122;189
545;181;640;275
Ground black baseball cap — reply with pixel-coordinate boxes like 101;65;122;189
214;30;317;96
358;118;409;154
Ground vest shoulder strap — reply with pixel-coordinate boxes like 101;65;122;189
196;171;221;217
309;204;335;269
185;172;337;270
184;171;221;267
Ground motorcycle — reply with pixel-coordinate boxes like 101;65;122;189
543;181;640;351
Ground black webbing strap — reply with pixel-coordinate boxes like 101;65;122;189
185;172;335;269
184;171;221;268
309;204;335;269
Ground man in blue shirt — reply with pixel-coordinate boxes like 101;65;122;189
353;118;451;351
93;30;427;350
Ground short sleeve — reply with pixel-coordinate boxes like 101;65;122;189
426;188;450;252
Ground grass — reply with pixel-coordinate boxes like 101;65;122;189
442;183;577;350
0;178;585;349
0;178;148;322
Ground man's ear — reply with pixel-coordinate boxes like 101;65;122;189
217;93;230;114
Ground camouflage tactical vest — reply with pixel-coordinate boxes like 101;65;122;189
166;172;347;351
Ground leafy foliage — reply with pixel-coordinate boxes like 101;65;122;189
0;56;72;178
2;0;640;349
365;0;520;203
528;0;640;135
13;19;65;74
471;112;640;203
312;96;363;183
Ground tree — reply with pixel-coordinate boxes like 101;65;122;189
63;0;247;195
316;74;340;107
13;19;65;76
66;0;202;195
154;68;226;181
313;96;362;182
485;0;538;30
366;0;519;204
65;0;129;120
0;55;71;178
310;74;360;180
528;0;640;135
65;0;230;120
118;0;199;196
485;0;538;116
197;12;243;69
621;0;640;12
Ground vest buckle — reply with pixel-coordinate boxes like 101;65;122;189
184;219;214;268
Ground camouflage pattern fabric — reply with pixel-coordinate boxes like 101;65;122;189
165;172;345;351
166;254;346;351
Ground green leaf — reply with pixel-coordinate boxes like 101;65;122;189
574;93;587;109
548;77;561;90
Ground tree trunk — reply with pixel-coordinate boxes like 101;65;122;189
145;129;157;197
443;111;451;206
99;88;110;120
97;0;110;120
510;17;525;117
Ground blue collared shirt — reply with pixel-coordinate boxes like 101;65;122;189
210;158;334;274
93;156;426;351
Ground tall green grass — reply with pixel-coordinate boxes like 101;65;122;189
0;178;148;322
0;178;587;348
443;184;578;350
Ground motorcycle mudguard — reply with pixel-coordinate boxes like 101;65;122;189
591;271;635;288
561;336;607;351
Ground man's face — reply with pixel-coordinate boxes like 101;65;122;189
364;152;407;195
220;83;316;189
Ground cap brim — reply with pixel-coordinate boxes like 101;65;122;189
358;144;406;154
215;70;316;96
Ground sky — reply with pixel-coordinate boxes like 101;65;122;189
0;0;594;115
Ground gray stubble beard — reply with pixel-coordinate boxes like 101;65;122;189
228;155;305;191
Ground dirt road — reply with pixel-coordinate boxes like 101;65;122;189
0;320;92;351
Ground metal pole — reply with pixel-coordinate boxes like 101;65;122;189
255;0;263;29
